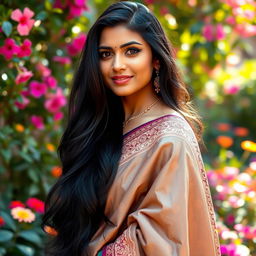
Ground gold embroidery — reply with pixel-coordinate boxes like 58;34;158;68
120;115;221;255
105;228;136;256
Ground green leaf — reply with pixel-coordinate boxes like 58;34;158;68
0;230;13;242
18;230;42;244
0;247;6;256
2;21;12;37
28;169;39;183
16;244;34;256
36;11;48;21
0;149;11;162
0;212;16;231
19;151;33;163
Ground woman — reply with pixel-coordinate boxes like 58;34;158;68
42;1;221;255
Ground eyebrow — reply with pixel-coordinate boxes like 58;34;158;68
98;41;142;50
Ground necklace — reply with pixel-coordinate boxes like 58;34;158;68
123;98;160;128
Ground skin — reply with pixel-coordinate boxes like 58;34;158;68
99;25;176;133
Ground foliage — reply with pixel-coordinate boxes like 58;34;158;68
0;0;255;255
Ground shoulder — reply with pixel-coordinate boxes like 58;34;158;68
121;114;201;165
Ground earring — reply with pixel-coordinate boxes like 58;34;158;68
154;69;160;93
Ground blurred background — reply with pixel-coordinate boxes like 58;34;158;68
0;0;255;255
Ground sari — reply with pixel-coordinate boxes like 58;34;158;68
88;114;221;256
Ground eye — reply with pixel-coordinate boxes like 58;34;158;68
126;48;141;56
99;51;112;59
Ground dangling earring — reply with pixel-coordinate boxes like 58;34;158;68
154;69;160;93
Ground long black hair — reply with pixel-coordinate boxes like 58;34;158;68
42;1;203;255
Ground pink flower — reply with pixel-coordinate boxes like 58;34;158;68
226;16;236;25
29;80;47;98
67;0;89;19
0;38;19;60
11;7;35;36
9;200;25;209
26;197;45;214
53;111;64;121
223;83;240;95
30;115;45;130
44;76;57;89
53;56;71;65
17;39;32;58
15;67;33;84
36;63;51;77
202;24;215;42
216;24;225;40
45;88;67;113
67;33;86;56
15;96;30;109
202;24;225;42
235;24;256;37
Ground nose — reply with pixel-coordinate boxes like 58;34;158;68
112;54;126;72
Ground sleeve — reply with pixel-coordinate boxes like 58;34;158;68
98;137;220;256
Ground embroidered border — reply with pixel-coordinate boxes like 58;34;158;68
120;115;221;255
104;228;136;256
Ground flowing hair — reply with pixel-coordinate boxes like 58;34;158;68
42;1;203;255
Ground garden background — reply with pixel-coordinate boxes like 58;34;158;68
0;0;255;255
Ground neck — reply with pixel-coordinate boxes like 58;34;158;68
121;84;158;121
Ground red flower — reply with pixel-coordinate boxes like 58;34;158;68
0;38;19;60
0;216;5;227
9;200;25;209
17;39;32;58
26;197;45;214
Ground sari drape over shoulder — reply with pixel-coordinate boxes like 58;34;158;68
88;114;221;256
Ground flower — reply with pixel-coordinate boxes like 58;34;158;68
11;207;35;223
17;39;32;58
30;115;45;130
233;127;249;137
15;124;25;132
46;143;55;152
44;76;57;89
223;83;240;95
44;88;67;113
26;198;45;214
11;7;35;36
216;123;231;132
202;24;225;42
52;56;71;65
15;67;33;84
44;225;58;236
0;216;5;227
51;166;62;177
9;200;25;209
53;111;64;121
216;136;234;148
241;140;256;152
15;94;30;109
36;63;51;77
29;80;47;98
0;38;19;60
67;33;86;56
235;23;256;38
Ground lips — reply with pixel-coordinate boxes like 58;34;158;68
111;75;133;85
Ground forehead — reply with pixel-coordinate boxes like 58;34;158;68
99;25;147;47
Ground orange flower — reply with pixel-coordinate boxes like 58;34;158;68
216;123;231;132
44;225;58;236
51;166;62;178
241;140;256;152
15;124;24;132
216;136;233;148
46;143;55;152
233;127;249;137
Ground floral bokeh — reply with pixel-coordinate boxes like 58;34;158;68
0;0;255;255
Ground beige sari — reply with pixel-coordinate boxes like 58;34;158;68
88;114;221;256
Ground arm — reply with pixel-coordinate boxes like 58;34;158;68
98;137;220;256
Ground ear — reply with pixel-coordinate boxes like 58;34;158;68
153;59;160;70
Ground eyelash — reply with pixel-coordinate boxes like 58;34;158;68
99;48;141;59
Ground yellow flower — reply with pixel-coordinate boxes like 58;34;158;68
11;207;35;223
15;124;24;132
46;143;55;152
241;140;256;152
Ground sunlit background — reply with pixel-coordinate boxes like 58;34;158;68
0;0;255;255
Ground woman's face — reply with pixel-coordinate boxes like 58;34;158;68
99;25;156;97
